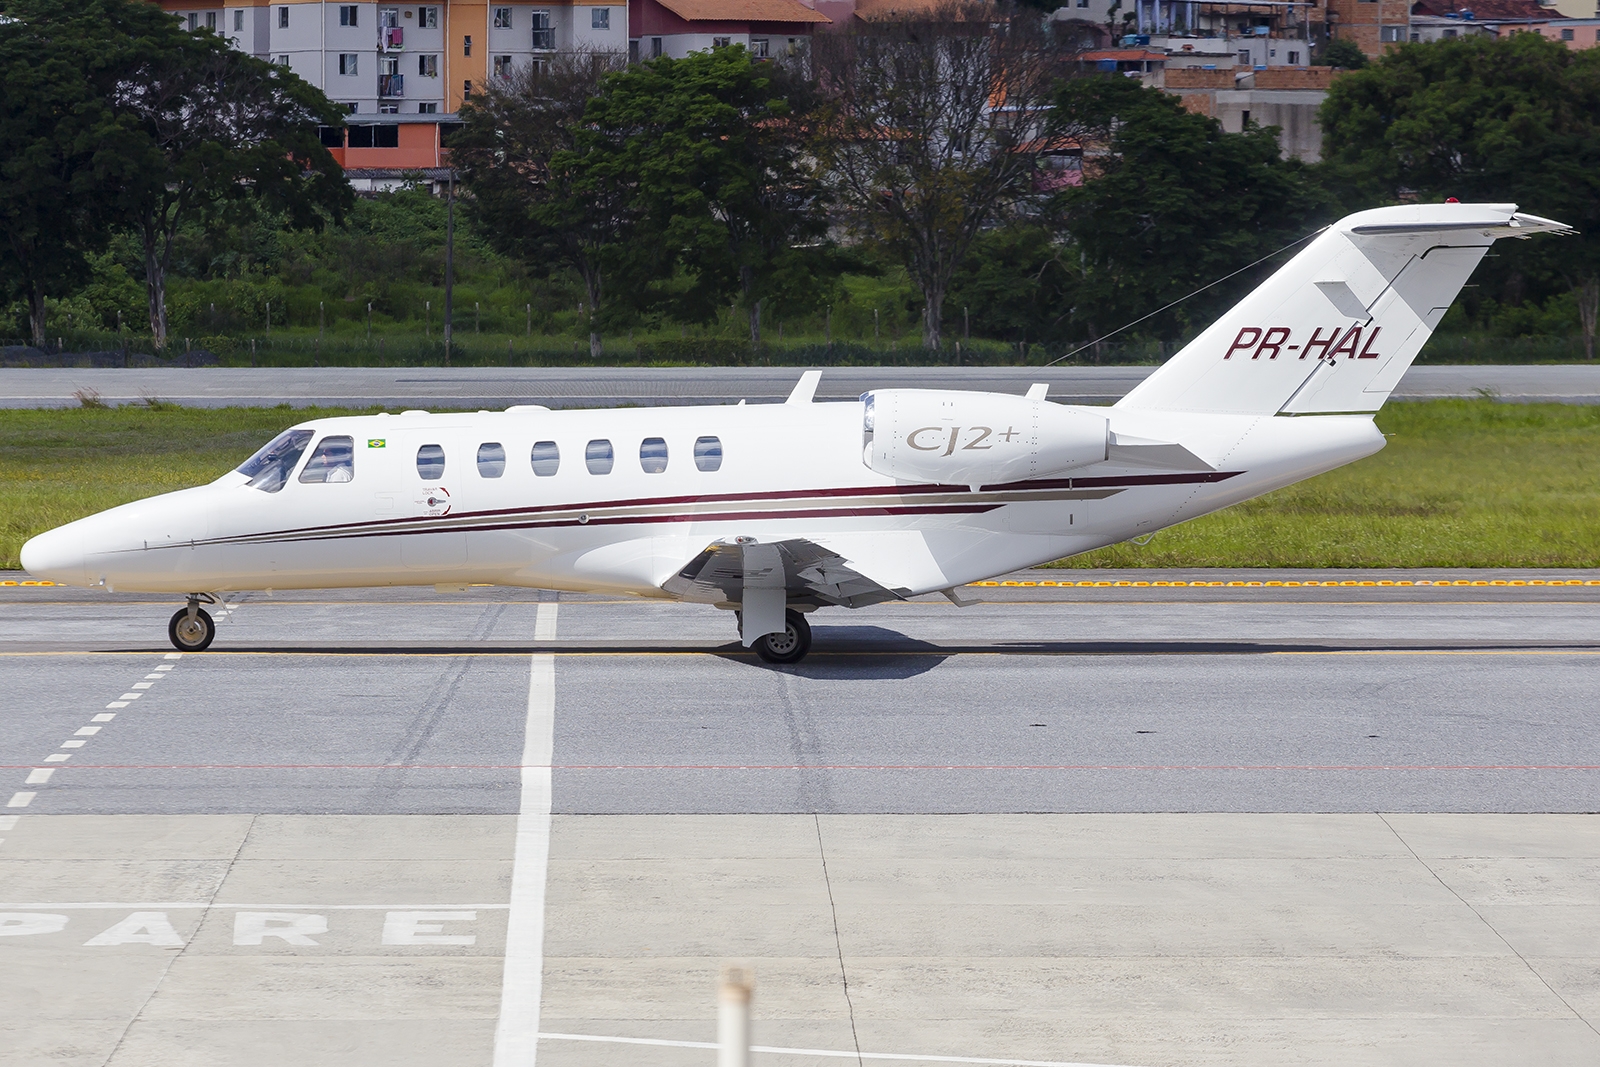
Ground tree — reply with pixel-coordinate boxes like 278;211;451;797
453;51;628;357
1048;75;1328;346
0;1;140;346
1320;34;1600;358
108;8;351;347
817;2;1058;348
570;47;829;346
1318;39;1367;70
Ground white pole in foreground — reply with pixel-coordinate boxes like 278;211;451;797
718;963;754;1067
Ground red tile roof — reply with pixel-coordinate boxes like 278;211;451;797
653;0;832;22
1410;0;1561;19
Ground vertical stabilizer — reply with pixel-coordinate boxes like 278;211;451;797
1115;203;1571;416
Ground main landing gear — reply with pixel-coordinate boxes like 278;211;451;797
751;609;812;666
168;594;217;652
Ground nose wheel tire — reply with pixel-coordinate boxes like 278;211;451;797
168;607;216;652
753;609;811;665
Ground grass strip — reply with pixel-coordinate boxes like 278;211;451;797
3;399;1598;571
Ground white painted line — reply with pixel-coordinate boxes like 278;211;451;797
143;674;164;680
164;652;183;659
7;793;35;808
131;682;153;690
24;769;54;785
43;754;69;763
105;702;128;709
0;902;514;910
75;727;101;736
535;1033;1148;1067
92;714;115;722
60;741;86;749
117;694;141;701
154;664;175;671
0;815;18;830
494;602;558;1067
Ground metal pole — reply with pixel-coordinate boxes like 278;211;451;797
718;964;753;1067
444;170;455;363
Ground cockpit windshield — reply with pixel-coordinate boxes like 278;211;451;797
236;429;315;493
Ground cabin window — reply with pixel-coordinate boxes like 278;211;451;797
298;435;356;483
416;443;446;480
237;428;314;493
530;440;560;476
639;437;668;474
694;435;723;472
477;442;506;478
585;438;613;475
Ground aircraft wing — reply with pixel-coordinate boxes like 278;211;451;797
661;537;907;609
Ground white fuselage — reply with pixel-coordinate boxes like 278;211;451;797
21;398;1384;601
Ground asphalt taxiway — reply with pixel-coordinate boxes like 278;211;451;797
3;573;1600;1066
4;363;1600;408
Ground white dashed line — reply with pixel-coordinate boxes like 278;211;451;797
25;769;54;785
536;1032;1147;1067
164;652;183;660
142;675;164;680
92;714;115;723
131;682;153;690
8;793;36;808
74;727;101;736
60;740;86;749
44;754;70;763
154;665;174;672
105;702;129;709
117;693;141;701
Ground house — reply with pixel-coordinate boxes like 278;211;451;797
627;0;830;61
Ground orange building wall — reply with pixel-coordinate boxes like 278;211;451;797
446;1;488;112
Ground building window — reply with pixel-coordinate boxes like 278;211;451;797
464;78;473;95
752;37;769;56
347;124;399;147
419;6;438;27
1560;27;1575;39
713;36;730;47
381;54;400;75
629;38;639;62
278;6;289;28
651;35;662;56
345;102;359;113
379;104;399;113
493;54;513;77
275;54;290;65
187;11;198;29
1237;49;1251;64
380;7;399;27
494;6;512;27
339;5;358;26
1288;49;1300;63
531;10;553;49
418;101;438;113
1381;25;1404;41
318;126;344;147
592;7;610;29
419;54;439;76
339;53;359;75
233;9;243;30
206;11;217;30
463;34;472;55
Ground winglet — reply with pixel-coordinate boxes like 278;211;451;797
786;370;822;405
1025;383;1048;400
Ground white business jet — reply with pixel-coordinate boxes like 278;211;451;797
21;203;1568;663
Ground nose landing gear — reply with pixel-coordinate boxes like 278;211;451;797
168;594;217;652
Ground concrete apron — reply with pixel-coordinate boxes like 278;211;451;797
3;811;1599;1067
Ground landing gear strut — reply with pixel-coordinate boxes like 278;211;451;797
168;594;216;652
752;609;811;665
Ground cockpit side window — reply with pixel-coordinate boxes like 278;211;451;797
237;428;315;493
477;442;506;478
416;443;446;480
298;435;356;483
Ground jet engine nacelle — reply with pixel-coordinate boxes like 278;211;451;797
861;389;1109;489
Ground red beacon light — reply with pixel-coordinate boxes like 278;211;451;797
1446;197;1461;203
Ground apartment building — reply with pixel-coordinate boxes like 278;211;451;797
157;1;629;185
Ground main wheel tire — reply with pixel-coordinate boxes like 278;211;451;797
753;609;811;665
168;607;216;652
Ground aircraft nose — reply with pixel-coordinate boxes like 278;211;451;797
19;526;89;586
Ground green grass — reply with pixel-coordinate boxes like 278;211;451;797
5;399;1599;572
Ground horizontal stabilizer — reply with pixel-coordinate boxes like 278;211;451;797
1105;433;1216;472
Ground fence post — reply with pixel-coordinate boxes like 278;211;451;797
718;964;753;1067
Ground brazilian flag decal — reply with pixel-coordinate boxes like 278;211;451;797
368;439;386;448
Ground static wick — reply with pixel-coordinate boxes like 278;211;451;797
719;963;755;1067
